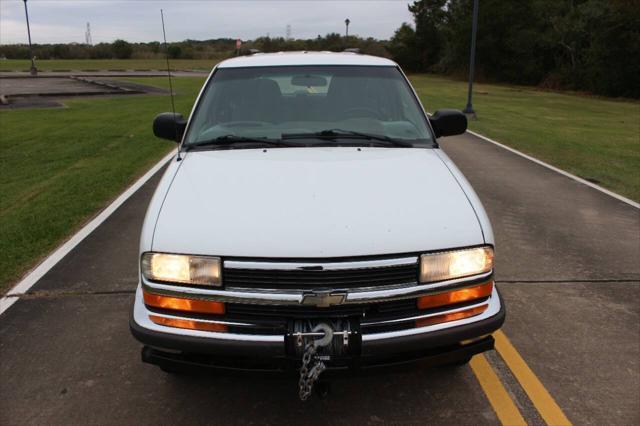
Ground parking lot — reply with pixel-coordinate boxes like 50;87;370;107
0;132;638;425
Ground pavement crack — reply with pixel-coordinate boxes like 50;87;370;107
5;289;135;300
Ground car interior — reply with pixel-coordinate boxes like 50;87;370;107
188;71;430;142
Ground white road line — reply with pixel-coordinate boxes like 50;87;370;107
0;150;176;316
466;129;640;209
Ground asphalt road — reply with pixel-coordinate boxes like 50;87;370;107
1;132;638;425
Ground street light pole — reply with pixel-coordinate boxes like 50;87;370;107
463;0;479;118
345;18;350;39
22;0;37;76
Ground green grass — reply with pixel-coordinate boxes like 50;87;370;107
0;77;206;293
0;58;224;72
409;74;640;201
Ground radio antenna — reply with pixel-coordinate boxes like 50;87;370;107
160;9;181;160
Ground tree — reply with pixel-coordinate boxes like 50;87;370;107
443;0;553;84
52;44;70;59
112;39;133;59
546;0;639;97
579;0;640;97
167;45;182;59
408;0;448;71
90;43;113;59
389;23;420;71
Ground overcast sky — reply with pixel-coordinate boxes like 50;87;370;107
0;0;414;44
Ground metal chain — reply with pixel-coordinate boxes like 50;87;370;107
298;343;315;401
298;323;334;401
298;342;327;401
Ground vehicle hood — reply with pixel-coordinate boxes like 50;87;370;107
151;148;484;257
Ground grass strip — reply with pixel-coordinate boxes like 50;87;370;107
0;77;206;293
409;74;640;201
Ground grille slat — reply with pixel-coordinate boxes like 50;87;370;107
224;276;414;286
226;269;414;278
224;264;418;289
226;272;414;282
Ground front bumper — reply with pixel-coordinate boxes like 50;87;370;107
130;285;505;372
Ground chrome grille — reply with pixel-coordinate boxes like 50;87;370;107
226;298;417;319
223;257;419;289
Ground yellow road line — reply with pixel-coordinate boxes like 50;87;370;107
470;354;527;425
494;330;572;426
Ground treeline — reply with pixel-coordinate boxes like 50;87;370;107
0;38;238;60
0;34;387;61
390;0;640;98
244;33;389;57
1;0;637;98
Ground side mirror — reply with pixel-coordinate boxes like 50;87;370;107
153;112;187;142
429;109;467;138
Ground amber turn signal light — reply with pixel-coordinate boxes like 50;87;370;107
149;315;228;332
416;304;488;328
143;291;225;315
417;281;493;310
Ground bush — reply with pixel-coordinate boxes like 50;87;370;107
167;45;182;59
112;39;133;59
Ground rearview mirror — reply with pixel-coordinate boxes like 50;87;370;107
153;112;187;142
429;109;467;138
291;75;328;87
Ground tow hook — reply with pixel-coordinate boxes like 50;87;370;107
297;323;338;401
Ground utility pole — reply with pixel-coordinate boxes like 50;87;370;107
345;18;350;39
22;0;37;76
463;0;479;118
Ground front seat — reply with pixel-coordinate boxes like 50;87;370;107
245;78;283;123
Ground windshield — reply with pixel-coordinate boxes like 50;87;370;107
184;65;434;148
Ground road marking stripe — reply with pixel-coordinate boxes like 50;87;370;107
0;150;176;316
494;330;572;426
470;354;527;425
466;130;639;209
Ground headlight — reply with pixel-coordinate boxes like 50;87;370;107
141;252;221;286
420;246;493;283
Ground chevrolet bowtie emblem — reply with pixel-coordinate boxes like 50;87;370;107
301;291;347;307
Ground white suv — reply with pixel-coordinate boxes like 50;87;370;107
130;52;504;398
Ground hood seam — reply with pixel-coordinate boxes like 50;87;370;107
433;149;486;243
150;153;187;250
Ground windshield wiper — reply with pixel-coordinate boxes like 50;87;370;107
185;135;298;150
282;129;413;147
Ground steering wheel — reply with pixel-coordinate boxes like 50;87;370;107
341;107;383;120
